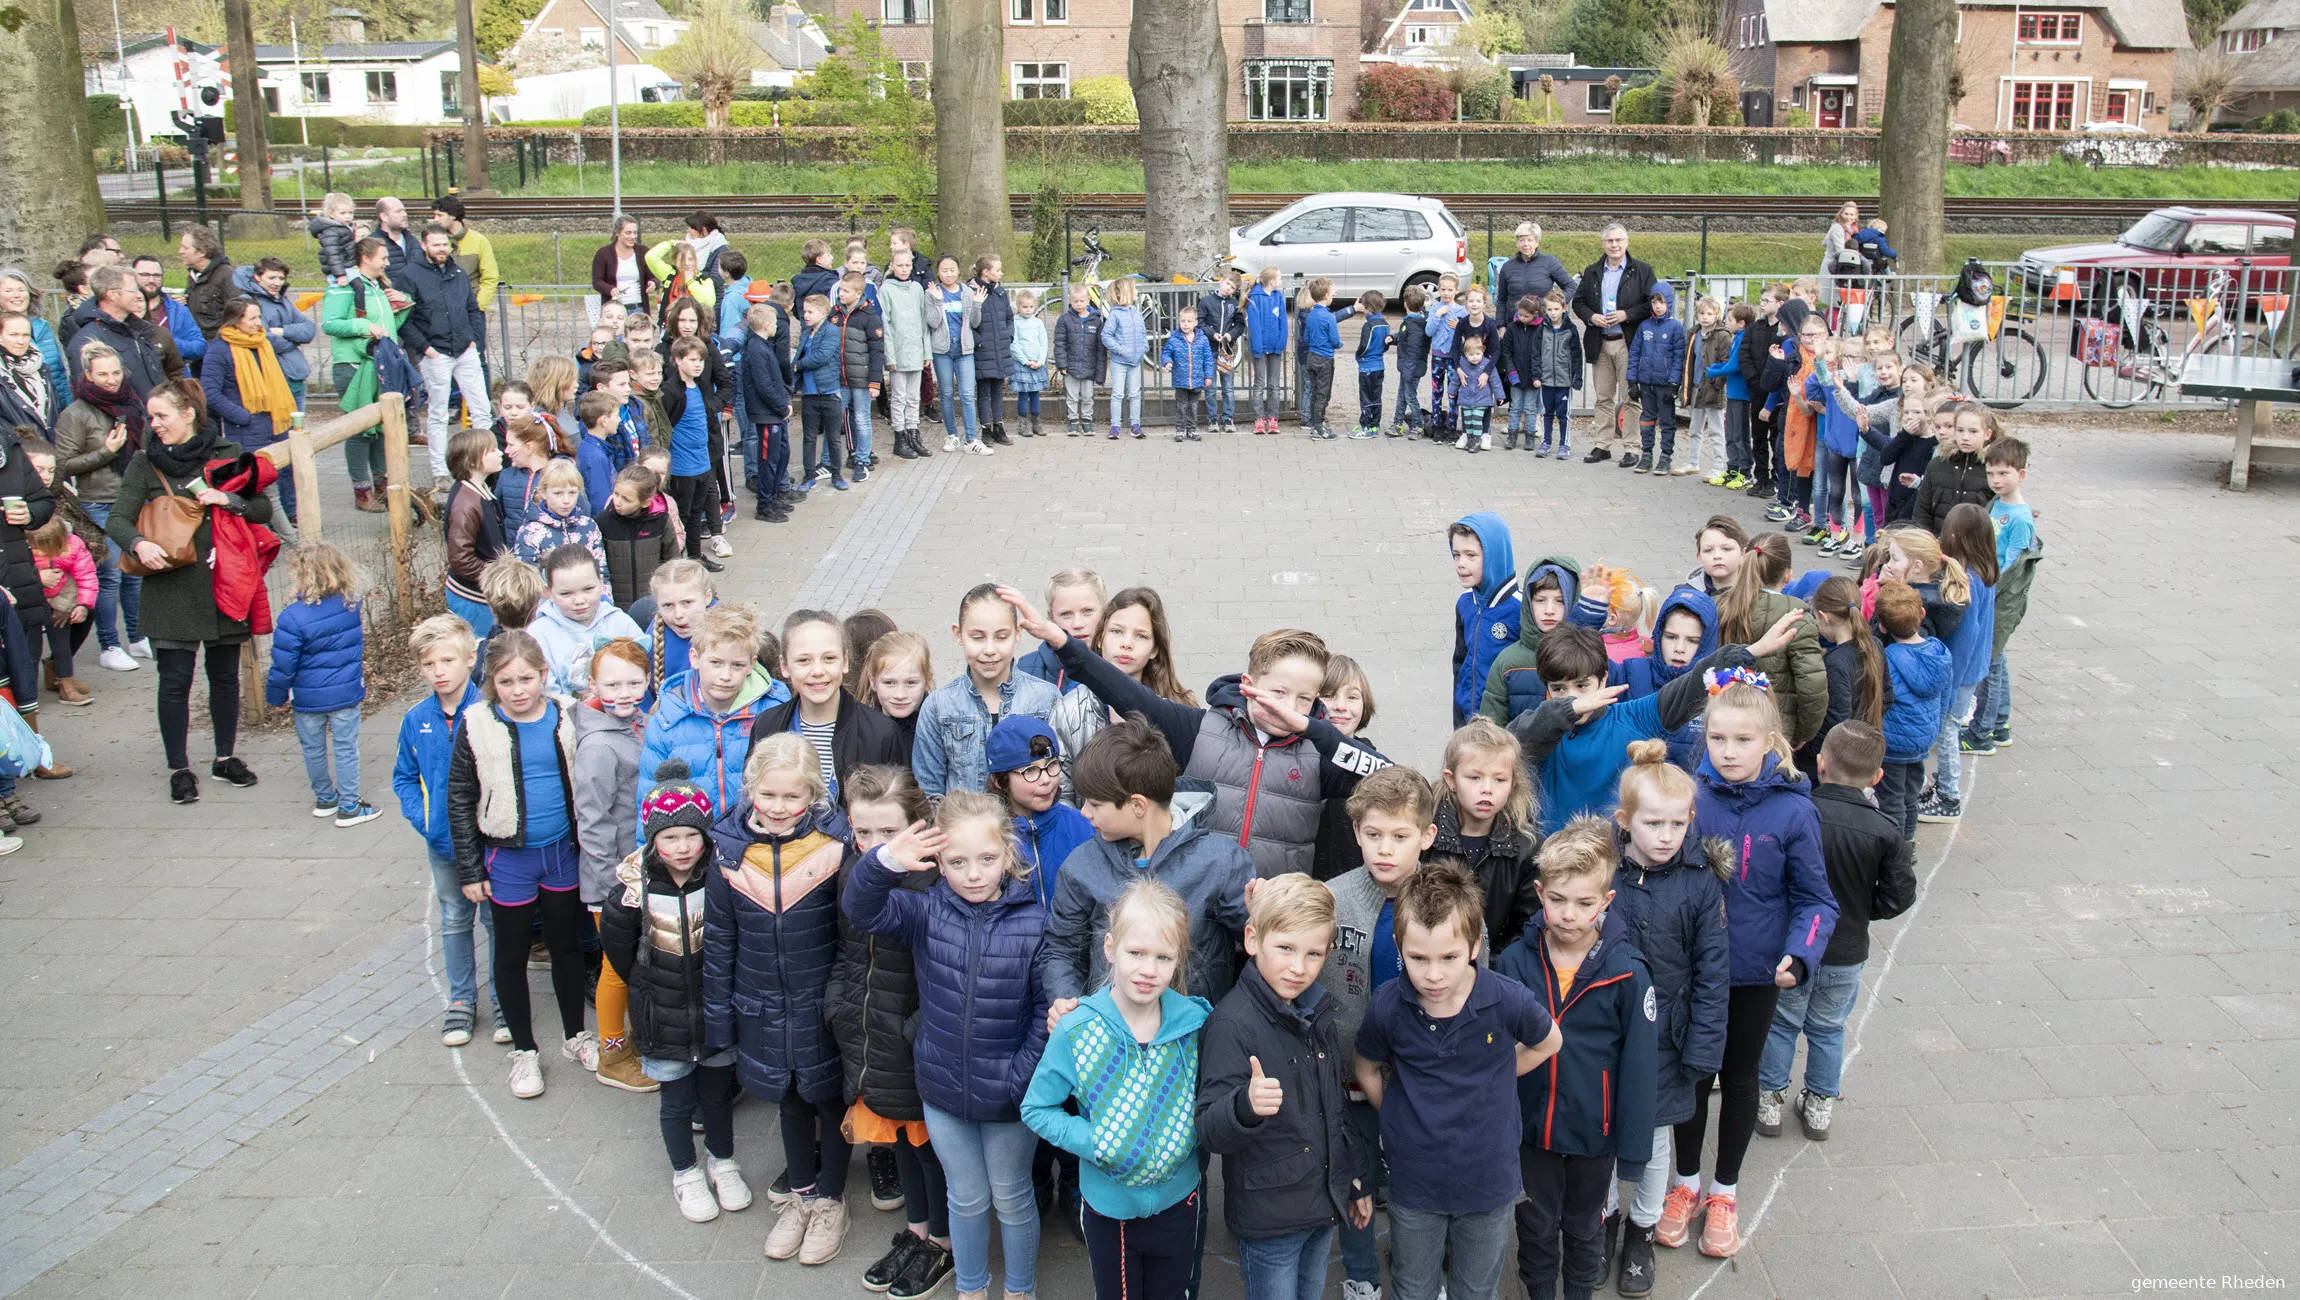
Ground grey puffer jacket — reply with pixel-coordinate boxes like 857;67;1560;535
1048;684;1114;806
878;277;945;371
571;700;647;905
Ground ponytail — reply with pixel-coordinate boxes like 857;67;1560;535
1719;532;1791;644
1813;576;1884;728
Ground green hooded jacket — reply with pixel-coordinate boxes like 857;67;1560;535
1479;553;1583;725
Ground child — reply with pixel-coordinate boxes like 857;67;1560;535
1102;277;1149;440
18;440;111;684
514;460;607;573
597;464;681;611
1479;555;1594;725
1424;275;1466;437
1450;286;1502;438
1311;654;1376;882
661;337;725;543
928;257;984;453
442;428;506;636
1196;873;1370;1300
1196;269;1243;434
1849;351;1904;554
1245;265;1291;434
1298;278;1342;440
476;557;547;687
1657;676;1836;1259
1526;289;1581;459
1391;284;1431;438
1921;504;1999;824
1493;818;1658;1300
831;272;885;474
1053;283;1107;437
829;766;957;1299
704;734;853;1265
309;192;357;283
1010;287;1051;438
1708;302;1755;488
739;301;794;520
498;414;559;540
842;609;898;697
1352;290;1389;440
645;558;713;688
1018;567;1105;694
860;628;933;759
1853;217;1898;276
1498;294;1542;450
1449;512;1521;728
1353;861;1563;1300
794;293;849;487
791;236;839;306
913;584;1063;798
846;789;1051;1300
1755;721;1913;1144
1048;586;1197;806
1770;316;1826;528
265;541;377;827
1432;718;1540;950
1876;526;1968;666
573;638;656;1093
1797;334;1855;548
1803;575;1884;772
28;518;94;704
1007;590;1390;878
1626;284;1686;475
1707;522;1831;748
1685;296;1732;479
748;608;909;799
1602;581;1658;665
519;540;642;695
601;757;752;1221
969;256;1013;447
446;628;592;1100
1161;304;1216;443
877;250;930;460
1453;335;1502;454
1874;580;1952;845
1913;401;1997;533
1616;590;1717;774
640;603;789;818
1966;436;2038;755
1026;879;1212;1300
394;616;504;1047
1603;744;1729;1297
1041;716;1254;1009
988;716;1096;904
1984;435;2035;572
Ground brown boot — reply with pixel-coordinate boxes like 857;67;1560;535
594;1042;660;1093
355;483;386;514
54;677;92;707
23;714;63;783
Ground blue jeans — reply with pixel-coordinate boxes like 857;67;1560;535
932;352;979;444
1393;369;1425;432
81;500;139;650
1933;683;1975;801
1389;1202;1512;1300
1971;651;2011;735
1758;960;1865;1098
294;704;362;809
842;386;875;465
1203;366;1235;423
924;1103;1039;1296
1109;363;1144;427
1636;382;1677;458
1507;385;1539;434
1237;1225;1335;1300
427;849;498;1012
1815;444;1857;533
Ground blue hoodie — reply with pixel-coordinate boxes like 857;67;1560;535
1881;633;1954;762
1694;754;1838;987
1706;326;1749;402
1614;586;1716;770
1451;511;1521;726
1024;988;1212;1220
1625;282;1687;386
1244;283;1290;356
1945;565;1996;688
1014;801;1097;910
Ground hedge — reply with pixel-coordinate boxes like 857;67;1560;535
578;97;1088;128
1357;65;1454;122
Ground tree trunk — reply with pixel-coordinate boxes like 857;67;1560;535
707;93;728;165
224;0;273;212
455;0;494;194
932;0;1009;257
1131;0;1228;279
1878;0;1954;273
0;0;104;270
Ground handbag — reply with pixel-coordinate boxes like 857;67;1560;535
119;473;203;577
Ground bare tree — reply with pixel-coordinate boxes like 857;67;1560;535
0;0;104;269
932;0;1009;258
2178;48;2241;132
659;0;752;163
1878;0;1953;272
1130;0;1226;278
224;0;273;213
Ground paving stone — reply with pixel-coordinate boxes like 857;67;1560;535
1991;1220;2143;1297
1871;1227;2027;1298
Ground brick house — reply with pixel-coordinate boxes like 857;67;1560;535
519;0;688;67
1500;55;1658;125
839;0;1362;120
1717;0;2185;132
2218;0;2300;123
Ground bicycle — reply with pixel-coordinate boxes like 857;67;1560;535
1068;227;1163;337
1894;265;2048;409
2078;262;2278;409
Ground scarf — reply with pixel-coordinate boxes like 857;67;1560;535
1;347;47;422
146;422;222;482
218;324;298;438
72;376;146;474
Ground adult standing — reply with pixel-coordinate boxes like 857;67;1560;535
65;267;164;395
1571;222;1658;467
1493;222;1577;317
431;196;501;314
133;256;207;374
400;225;492;482
0;420;56;816
591;217;657;321
685;210;729;292
0;312;57;436
231;258;316;407
0;270;69;397
50;343;147;669
1819;201;1863;315
203;296;303;539
105;379;271;806
320;237;405;511
970;256;1014;447
131;282;190;384
375;197;421;281
178;227;236;349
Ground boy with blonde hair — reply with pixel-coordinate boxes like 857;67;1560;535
393;614;504;1047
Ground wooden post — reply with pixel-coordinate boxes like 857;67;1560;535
288;420;323;542
379;392;415;611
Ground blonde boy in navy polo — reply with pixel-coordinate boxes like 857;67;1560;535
1355;859;1562;1300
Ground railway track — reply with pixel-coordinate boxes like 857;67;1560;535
103;192;2176;225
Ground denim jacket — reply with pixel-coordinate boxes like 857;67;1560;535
910;669;1062;797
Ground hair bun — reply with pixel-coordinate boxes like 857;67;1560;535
652;758;692;782
1625;739;1669;767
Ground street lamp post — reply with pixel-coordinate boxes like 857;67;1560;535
605;0;636;218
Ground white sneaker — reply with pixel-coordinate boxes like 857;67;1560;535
1341;1280;1382;1300
964;440;993;456
98;646;139;672
127;638;153;660
707;1155;754;1211
0;834;20;857
943;434;959;453
708;534;734;559
673;1166;721;1223
1479;433;1493;451
507;1048;545;1098
493;1023;513;1045
562;1029;600;1071
1453;432;1469;449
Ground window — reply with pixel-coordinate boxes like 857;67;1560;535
2184;223;2250;256
262;86;279;113
2229;27;2273;52
1406;24;1434;43
1757;14;1767;43
1264;0;1311;22
1045;0;1065;21
2253;225;2294;257
1011;61;1068;98
1350;207;1432;242
883;0;930;21
2016;11;2081;43
579;25;605;48
365;69;397;102
1586;81;1614;113
2007;79;2082;130
900;59;931;92
300;70;331;103
1011;0;1029;21
441;70;460;115
1269;207;1345;245
1244;57;1332;120
537;25;561;36
643;24;660;45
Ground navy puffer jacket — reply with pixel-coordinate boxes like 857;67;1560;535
702;803;853;1105
972;279;1015;380
1607;831;1731;1126
844;847;1050;1123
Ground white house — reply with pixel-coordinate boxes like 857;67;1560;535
1362;0;1476;69
83;33;219;146
255;40;465;127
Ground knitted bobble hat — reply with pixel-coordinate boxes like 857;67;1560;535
641;758;716;844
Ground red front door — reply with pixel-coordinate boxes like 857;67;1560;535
1818;88;1846;128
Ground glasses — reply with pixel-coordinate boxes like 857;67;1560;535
1015;760;1060;783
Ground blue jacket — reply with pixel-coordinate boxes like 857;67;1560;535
637;665;790;821
1244;284;1290;355
264;593;366;712
911;670;1061;798
1625;285;1687;386
1394;312;1432;379
393;682;480;861
1101;305;1148;368
1882;634;1954;762
1852;227;1899;266
1195;289;1244;353
794;319;841;396
971;279;1014;379
1707;328;1750;402
1162;327;1218;389
231;265;316;382
1608;831;1730;1126
1025;988;1211;1219
1805;365;1860;459
29;319;68;400
1694;754;1838;986
1357;317;1391;374
396;253;484;358
1946;566;1996;687
156;292;206;368
791;262;839;307
1038;787;1252;1003
716;277;753;346
1456;354;1502;408
1015;642;1083;694
1614;586;1716;771
1493;910;1657;1175
740;325;792;424
702;802;852;1103
1015;802;1097;911
845;848;1050;1123
199;344;281;447
1302;304;1341;359
1451;511;1521;726
1490;557;1592;724
575;436;617;517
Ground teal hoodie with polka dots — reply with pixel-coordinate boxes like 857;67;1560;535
1022;987;1212;1220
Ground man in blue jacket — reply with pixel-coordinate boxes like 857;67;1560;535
1449;511;1520;727
400;225;491;481
131;256;206;371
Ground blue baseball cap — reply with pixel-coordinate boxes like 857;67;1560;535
986;716;1060;775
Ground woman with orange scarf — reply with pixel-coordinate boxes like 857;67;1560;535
201;296;303;539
